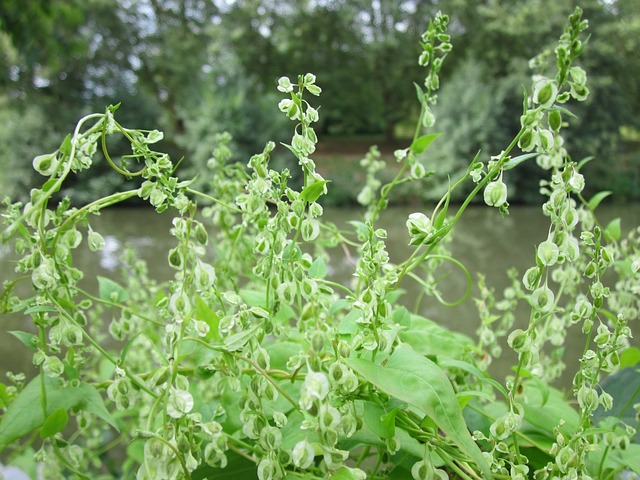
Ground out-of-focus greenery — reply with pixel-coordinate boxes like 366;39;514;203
1;0;638;205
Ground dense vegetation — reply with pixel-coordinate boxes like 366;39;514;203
1;0;639;205
1;6;640;480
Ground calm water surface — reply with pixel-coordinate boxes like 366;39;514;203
1;204;638;386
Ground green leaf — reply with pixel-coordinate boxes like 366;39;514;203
280;411;319;450
410;133;441;155
576;155;595;169
0;377;117;452
8;330;38;350
332;467;362;479
338;309;361;335
192;452;257;480
398;314;473;359
266;342;301;371
42;177;59;192
594;367;640;443
308;257;327;278
586;191;611;211
363;401;401;439
59;134;72;157
195;295;221;341
503;152;539;171
433;183;451;231
98;276;129;303
521;381;579;438
620;347;640;369
239;288;266;307
604;218;621;242
588;443;640;476
300;179;330;203
438;358;508;400
413;82;425;103
23;305;58;315
69;382;119;431
347;345;493;479
224;325;260;351
40;408;68;439
0;384;9;409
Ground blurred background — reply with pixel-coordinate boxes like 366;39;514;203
0;0;639;206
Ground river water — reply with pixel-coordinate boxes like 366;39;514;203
1;203;638;386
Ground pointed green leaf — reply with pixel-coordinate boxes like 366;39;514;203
593;367;640;443
576;155;595;169
224;325;260;351
347;345;493;479
0;378;42;451
0;377;118;451
363;402;402;439
78;382;119;431
40;408;68;439
410;133;441;155
300;179;330;203
413;82;425;102
587;191;611;211
398;314;473;359
503;153;539;171
192;452;257;480
0;384;9;410
438;358;509;399
308;257;327;278
620;347;640;369
195;295;221;341
433;189;450;230
8;330;38;350
98;276;129;303
604;217;621;242
520;381;579;438
59;134;72;157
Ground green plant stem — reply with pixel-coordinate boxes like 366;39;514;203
101;122;147;177
38;324;48;418
52;189;140;250
47;293;158;398
354;446;371;468
1;113;104;241
52;443;91;480
75;287;164;326
466;403;550;452
406;253;472;306
186;187;243;213
139;431;191;480
236;353;301;412
394;128;524;288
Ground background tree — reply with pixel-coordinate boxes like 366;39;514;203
0;0;637;204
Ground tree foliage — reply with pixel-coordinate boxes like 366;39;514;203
0;0;638;203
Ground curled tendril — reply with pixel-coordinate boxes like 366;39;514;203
101;119;147;178
408;254;472;308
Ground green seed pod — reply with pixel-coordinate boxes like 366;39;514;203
549;110;562;131
533;79;558;107
537;239;560;266
291;439;314;469
483;180;508;207
518;128;536;152
33;152;59;176
194;222;208;245
507;329;530;353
